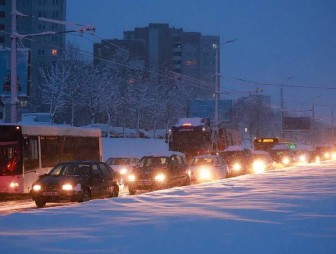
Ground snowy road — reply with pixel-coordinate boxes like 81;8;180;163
0;160;336;253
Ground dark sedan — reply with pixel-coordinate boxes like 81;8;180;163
30;161;119;208
127;153;190;195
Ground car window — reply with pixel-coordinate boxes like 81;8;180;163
140;157;168;167
48;164;63;176
190;157;214;166
170;156;178;167
99;163;112;178
175;156;183;166
91;164;102;176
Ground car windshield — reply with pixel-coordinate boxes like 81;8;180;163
220;151;252;164
106;158;131;165
48;163;91;176
140;157;168;167
190;157;214;166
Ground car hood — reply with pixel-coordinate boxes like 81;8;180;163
35;175;87;187
135;166;169;177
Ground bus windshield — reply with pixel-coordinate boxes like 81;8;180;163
0;142;21;176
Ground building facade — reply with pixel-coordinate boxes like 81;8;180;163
0;0;66;121
94;23;219;98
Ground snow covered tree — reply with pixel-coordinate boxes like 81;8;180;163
39;60;71;123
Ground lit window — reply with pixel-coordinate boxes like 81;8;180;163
51;49;58;56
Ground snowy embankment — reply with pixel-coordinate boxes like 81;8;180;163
0;160;336;254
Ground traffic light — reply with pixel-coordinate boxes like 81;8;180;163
287;143;296;150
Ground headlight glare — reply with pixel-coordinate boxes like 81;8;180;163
33;184;41;191
199;167;211;180
62;184;73;191
120;168;128;175
9;182;19;188
233;163;242;171
282;157;290;165
154;173;166;182
253;160;265;174
128;174;136;181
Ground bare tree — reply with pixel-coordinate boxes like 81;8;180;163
39;61;71;123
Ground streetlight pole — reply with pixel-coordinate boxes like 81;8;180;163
10;0;18;123
212;39;236;151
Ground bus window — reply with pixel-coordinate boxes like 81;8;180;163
23;137;39;172
0;142;21;175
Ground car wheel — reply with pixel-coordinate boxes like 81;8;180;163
79;190;90;202
128;187;136;195
111;182;119;197
183;176;191;186
35;198;46;208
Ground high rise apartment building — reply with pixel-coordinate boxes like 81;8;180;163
0;0;66;94
94;23;219;98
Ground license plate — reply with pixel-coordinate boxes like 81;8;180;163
43;191;58;196
140;179;152;185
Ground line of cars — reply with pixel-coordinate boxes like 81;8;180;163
30;144;335;208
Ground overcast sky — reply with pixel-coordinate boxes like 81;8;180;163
67;0;336;124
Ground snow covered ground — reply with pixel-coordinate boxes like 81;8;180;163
0;138;336;254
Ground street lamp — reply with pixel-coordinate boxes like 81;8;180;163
211;38;236;151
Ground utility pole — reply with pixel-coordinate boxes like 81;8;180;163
280;87;284;138
10;0;18;123
212;43;220;151
312;103;316;149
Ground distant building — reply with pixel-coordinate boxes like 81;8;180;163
188;99;233;125
93;23;219;98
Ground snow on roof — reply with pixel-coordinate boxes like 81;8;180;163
175;117;205;127
223;145;252;152
271;144;289;150
295;144;314;151
252;150;270;155
143;150;186;157
1;123;101;137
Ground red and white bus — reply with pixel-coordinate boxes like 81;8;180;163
0;124;102;194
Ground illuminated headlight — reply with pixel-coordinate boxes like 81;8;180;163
154;173;166;182
332;153;336;159
128;174;136;182
253;160;265;174
233;163;242;171
299;155;306;162
324;152;330;159
62;184;73;191
9;182;19;188
32;184;41;191
199;167;212;180
120;168;128;175
282;157;290;165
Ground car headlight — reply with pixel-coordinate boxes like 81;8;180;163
128;174;136;181
332;153;336;160
9;182;19;188
324;152;330;159
120;168;128;175
199;167;212;180
154;173;166;182
282;157;290;165
62;184;73;191
233;163;242;171
253;160;265;174
299;155;306;162
32;184;41;191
